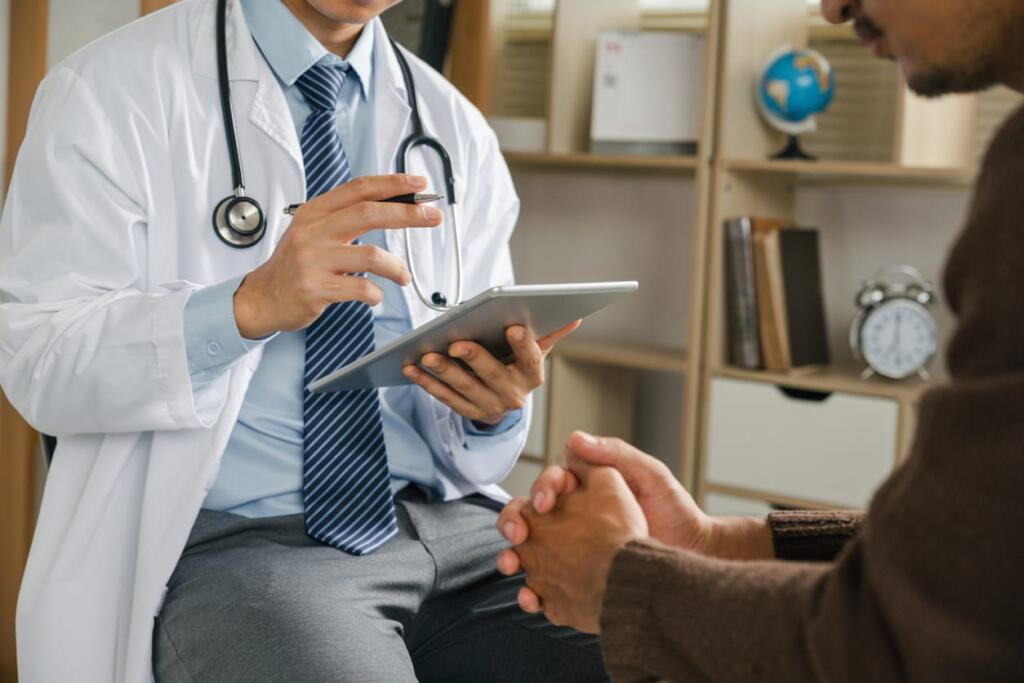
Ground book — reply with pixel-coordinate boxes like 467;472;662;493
724;217;788;369
752;227;830;371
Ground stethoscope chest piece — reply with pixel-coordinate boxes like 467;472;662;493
213;194;266;248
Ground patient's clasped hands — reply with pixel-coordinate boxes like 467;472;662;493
497;432;775;633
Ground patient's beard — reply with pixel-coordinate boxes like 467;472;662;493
907;58;1001;98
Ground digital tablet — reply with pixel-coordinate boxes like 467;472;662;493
308;281;639;392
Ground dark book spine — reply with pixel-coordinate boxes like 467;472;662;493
724;218;762;369
778;229;830;368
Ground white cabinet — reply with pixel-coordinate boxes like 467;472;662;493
705;378;898;508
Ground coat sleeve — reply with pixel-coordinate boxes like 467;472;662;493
0;67;227;436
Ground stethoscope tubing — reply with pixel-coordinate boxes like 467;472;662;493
213;0;463;311
404;192;463;312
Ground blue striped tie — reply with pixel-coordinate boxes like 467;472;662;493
297;62;397;556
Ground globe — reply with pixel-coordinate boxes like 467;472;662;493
755;45;836;159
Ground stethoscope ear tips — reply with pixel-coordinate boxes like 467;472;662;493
431;292;448;307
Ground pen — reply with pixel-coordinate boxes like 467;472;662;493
283;193;444;216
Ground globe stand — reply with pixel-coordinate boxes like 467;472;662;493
772;135;816;161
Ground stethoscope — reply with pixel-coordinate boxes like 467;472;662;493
211;0;462;311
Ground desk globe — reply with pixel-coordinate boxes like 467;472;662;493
756;45;836;160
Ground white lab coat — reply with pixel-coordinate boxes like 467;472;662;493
0;1;528;680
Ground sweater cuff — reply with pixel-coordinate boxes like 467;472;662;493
768;511;864;562
600;539;827;682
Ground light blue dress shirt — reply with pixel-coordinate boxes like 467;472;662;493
185;0;520;518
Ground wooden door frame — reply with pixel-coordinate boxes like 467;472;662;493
2;3;177;677
2;1;49;677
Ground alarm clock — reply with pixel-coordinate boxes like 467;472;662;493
850;265;938;381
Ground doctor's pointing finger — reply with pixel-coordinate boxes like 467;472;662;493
233;173;442;339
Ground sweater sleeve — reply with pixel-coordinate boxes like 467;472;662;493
600;539;827;682
768;511;864;562
597;105;1024;683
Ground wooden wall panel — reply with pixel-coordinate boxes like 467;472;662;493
2;0;49;676
447;0;492;115
141;0;176;14
4;0;47;187
2;1;171;677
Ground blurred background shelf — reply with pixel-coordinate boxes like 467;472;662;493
703;482;842;511
504;151;700;173
712;364;934;403
722;158;976;185
554;339;689;374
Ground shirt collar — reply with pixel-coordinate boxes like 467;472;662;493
240;0;374;100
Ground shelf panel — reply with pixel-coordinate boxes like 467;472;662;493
702;482;852;512
722;158;976;185
505;151;700;173
712;364;933;403
555;339;688;374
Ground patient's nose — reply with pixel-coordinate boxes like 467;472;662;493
820;0;858;24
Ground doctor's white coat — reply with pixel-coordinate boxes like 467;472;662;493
0;1;528;680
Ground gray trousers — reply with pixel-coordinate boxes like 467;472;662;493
153;488;608;682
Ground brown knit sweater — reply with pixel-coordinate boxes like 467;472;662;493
599;105;1024;682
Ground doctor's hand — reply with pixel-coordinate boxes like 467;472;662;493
233;174;442;339
402;320;581;427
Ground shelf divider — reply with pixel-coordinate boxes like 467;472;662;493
702;482;848;511
722;157;976;184
712;363;934;402
554;339;689;374
505;151;700;173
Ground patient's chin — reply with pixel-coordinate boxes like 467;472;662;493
906;60;1000;98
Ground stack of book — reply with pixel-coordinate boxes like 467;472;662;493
724;217;830;372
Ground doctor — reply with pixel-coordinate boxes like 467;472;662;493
0;0;601;681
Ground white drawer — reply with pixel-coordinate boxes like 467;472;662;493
706;378;897;508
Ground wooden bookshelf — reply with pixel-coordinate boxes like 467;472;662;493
499;0;989;506
723;158;976;185
689;0;980;514
712;364;934;403
497;0;721;488
554;339;688;374
702;482;842;511
505;151;700;173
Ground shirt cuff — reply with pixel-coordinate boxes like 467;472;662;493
183;275;270;381
464;409;523;436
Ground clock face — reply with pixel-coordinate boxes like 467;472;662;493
859;299;938;379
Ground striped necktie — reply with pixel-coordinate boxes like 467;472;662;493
296;62;397;556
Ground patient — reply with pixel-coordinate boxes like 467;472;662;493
497;0;1024;680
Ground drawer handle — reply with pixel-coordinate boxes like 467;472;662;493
776;386;833;403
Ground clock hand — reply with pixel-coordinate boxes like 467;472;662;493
888;312;902;354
